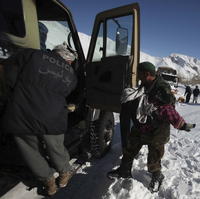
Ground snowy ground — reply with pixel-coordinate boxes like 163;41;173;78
3;86;200;199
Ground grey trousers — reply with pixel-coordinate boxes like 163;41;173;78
14;134;70;181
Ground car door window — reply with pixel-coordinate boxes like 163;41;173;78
91;15;133;63
106;15;132;57
38;20;75;52
86;3;139;112
92;23;103;62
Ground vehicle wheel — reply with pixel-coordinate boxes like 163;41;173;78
90;111;114;158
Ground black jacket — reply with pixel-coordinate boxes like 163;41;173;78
184;86;192;95
1;48;77;135
193;88;200;97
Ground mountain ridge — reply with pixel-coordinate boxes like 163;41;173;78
79;32;200;83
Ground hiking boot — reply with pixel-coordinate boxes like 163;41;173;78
180;123;196;132
107;167;132;179
148;171;164;193
44;176;57;196
58;171;73;188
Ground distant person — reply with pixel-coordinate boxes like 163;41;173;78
107;62;196;193
1;42;77;196
184;85;192;103
192;85;200;104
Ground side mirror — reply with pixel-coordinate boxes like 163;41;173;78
116;27;128;55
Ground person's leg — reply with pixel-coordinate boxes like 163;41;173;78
14;135;57;195
147;144;165;192
188;94;191;102
107;129;142;178
120;140;142;173
120;101;136;150
186;94;189;103
43;134;72;187
14;135;54;180
194;96;198;103
42;134;70;173
147;144;164;173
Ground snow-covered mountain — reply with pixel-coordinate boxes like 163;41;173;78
141;51;200;82
79;32;200;82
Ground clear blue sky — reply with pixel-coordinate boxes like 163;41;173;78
61;0;200;59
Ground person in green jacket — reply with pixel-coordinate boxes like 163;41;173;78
107;62;195;192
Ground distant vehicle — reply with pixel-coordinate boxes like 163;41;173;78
0;0;140;187
157;66;179;88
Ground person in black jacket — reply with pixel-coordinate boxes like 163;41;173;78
192;85;200;104
184;85;192;103
1;42;77;196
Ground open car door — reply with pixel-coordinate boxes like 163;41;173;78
86;3;140;113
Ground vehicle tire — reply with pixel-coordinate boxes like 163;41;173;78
90;111;115;158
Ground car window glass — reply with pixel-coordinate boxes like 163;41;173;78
38;20;76;52
92;23;103;62
106;15;132;57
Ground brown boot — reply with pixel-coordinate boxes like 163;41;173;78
58;171;73;188
44;176;57;196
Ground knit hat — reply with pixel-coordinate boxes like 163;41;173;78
138;62;156;74
53;42;77;62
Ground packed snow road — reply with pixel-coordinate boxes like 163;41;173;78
2;102;200;199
